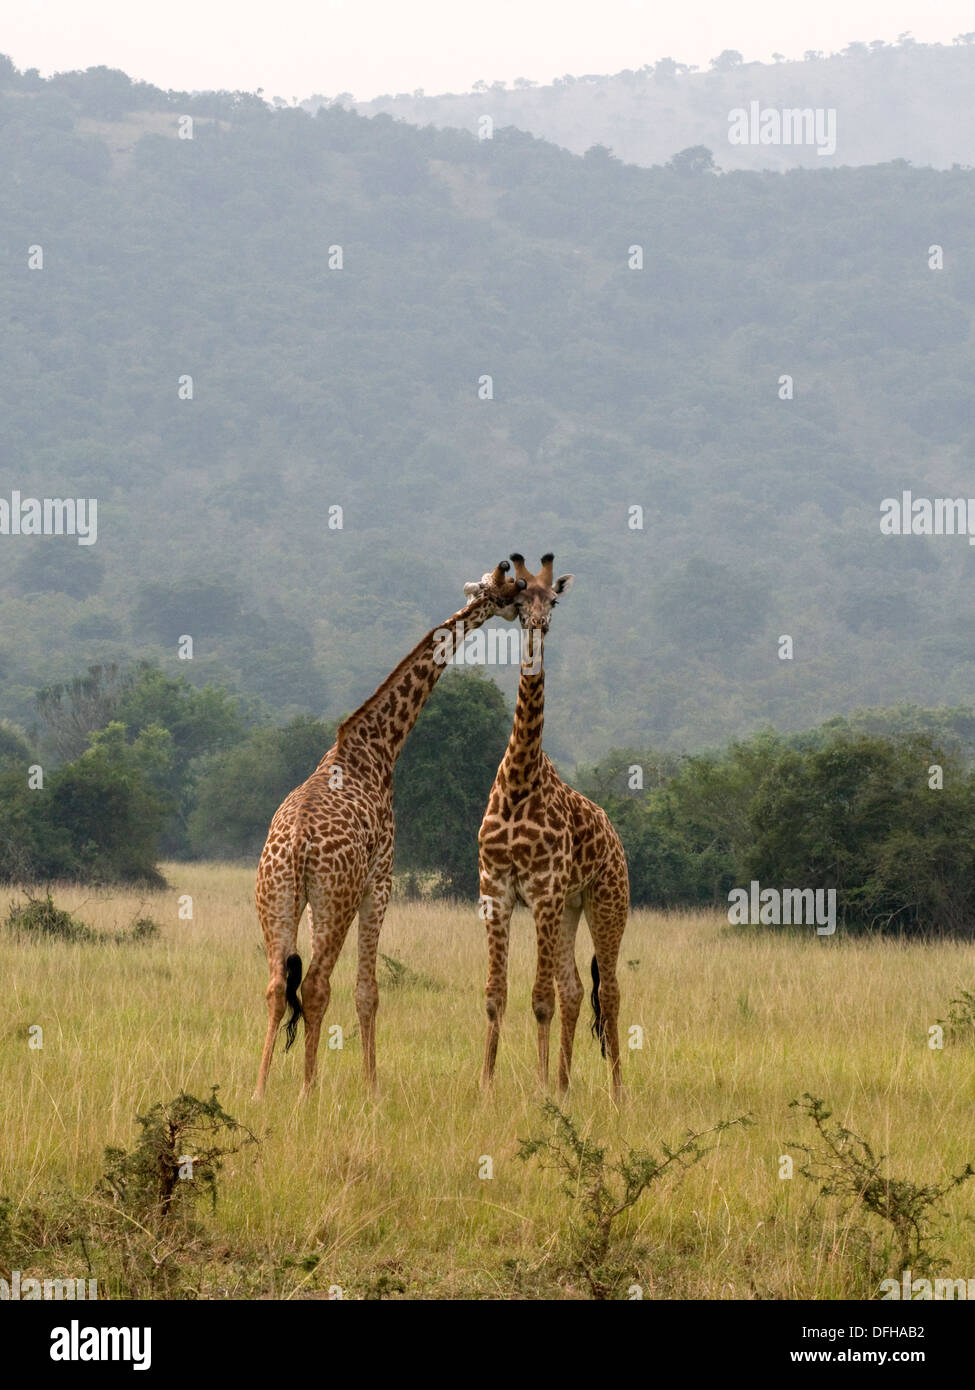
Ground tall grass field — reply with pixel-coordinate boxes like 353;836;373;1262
1;863;973;1300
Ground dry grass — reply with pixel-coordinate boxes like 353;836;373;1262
1;863;973;1299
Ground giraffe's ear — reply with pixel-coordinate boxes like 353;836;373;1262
554;573;575;596
463;581;483;600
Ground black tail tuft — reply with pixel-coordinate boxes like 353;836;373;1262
284;953;303;1051
590;955;606;1057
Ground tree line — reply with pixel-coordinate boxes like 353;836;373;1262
3;662;975;935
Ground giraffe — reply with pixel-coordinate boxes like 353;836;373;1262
253;559;523;1099
477;553;629;1099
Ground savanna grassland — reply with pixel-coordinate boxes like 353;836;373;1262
1;863;973;1300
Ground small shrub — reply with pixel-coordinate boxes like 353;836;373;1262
363;1269;408;1299
379;952;441;991
938;988;975;1044
0;1186;95;1288
98;1087;258;1227
1;1091;264;1300
112;916;161;944
5;892;96;942
5;893;162;946
518;1100;751;1299
788;1094;974;1280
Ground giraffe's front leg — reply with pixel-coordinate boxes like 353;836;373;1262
531;892;566;1091
555;897;584;1094
356;852;393;1091
479;870;514;1091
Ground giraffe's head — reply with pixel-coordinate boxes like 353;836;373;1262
462;559;525;620
507;552;575;633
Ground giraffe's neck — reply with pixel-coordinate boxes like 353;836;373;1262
336;600;495;775
499;633;546;798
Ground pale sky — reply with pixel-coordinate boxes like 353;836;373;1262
3;0;973;101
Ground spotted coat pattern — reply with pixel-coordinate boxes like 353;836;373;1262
478;555;629;1098
253;564;521;1098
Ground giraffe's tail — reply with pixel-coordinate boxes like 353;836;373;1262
590;955;606;1057
283;953;303;1051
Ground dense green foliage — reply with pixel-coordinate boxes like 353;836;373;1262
395;669;511;896
32;663;250;854
3;61;975;762
188;715;336;858
3;642;974;935
0;720;166;885
0;662;508;889
185;669;509;882
578;705;975;932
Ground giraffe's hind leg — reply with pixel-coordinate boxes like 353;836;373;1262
584;875;628;1100
300;878;358;1098
531;892;567;1091
555;896;584;1094
355;852;393;1091
254;854;304;1100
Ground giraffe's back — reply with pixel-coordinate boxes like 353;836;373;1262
480;754;629;909
256;745;392;923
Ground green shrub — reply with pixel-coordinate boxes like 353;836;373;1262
518;1101;751;1299
937;989;975;1044
5;892;96;942
98;1087;258;1226
788;1094;975;1281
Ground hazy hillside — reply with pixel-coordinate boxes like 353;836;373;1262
335;38;975;172
3;59;975;762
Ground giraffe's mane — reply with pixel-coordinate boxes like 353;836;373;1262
336;598;478;749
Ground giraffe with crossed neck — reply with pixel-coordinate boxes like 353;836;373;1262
253;559;522;1098
477;553;629;1098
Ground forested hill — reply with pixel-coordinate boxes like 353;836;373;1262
2;59;975;762
343;38;975;173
